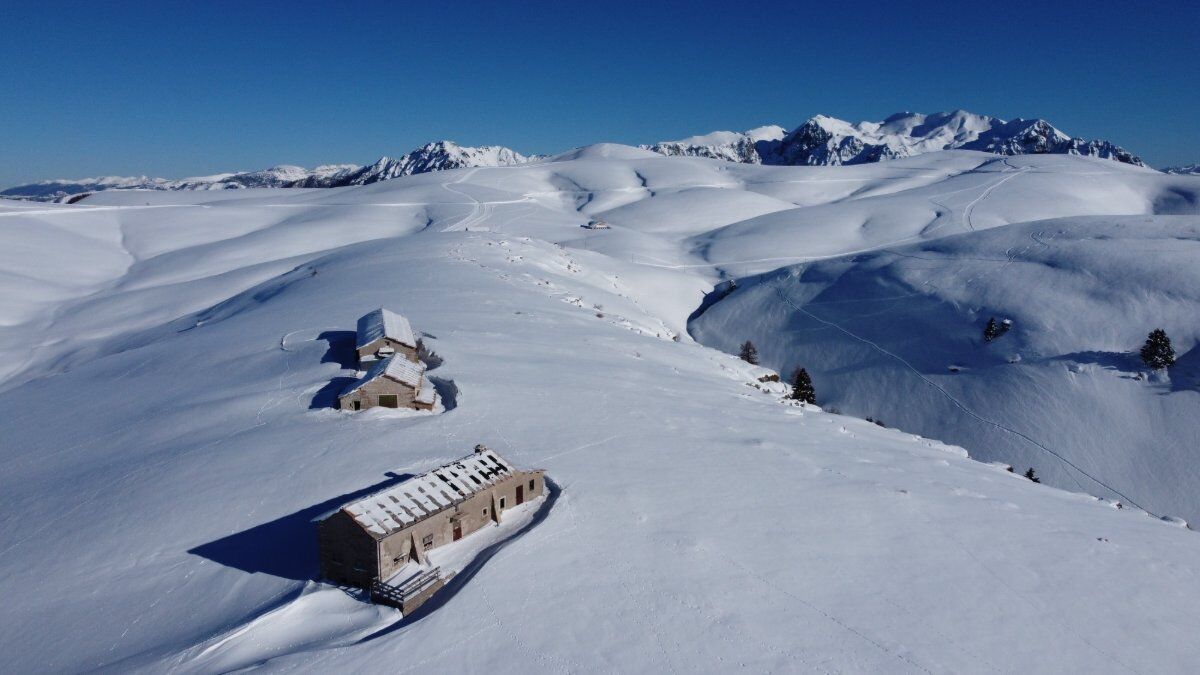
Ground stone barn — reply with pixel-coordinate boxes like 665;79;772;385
338;356;436;411
317;446;545;590
357;308;419;365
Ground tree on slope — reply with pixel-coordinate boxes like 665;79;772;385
739;340;759;365
983;316;1010;342
789;367;816;404
1024;468;1041;483
1140;328;1176;369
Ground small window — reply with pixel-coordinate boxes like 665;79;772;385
529;479;535;491
482;507;488;516
499;496;506;509
422;534;434;550
352;400;361;411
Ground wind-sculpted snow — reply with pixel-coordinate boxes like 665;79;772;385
1;149;1200;672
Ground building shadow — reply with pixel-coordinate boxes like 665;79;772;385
318;330;358;369
430;376;458;411
357;476;561;641
310;376;356;409
188;472;412;581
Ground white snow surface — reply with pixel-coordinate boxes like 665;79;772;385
1;148;1200;672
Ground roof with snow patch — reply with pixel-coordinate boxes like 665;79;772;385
340;356;425;397
341;449;516;537
357;308;417;349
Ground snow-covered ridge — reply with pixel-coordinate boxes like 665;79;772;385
2;111;1150;202
645;110;1145;167
1164;163;1200;175
0;141;536;201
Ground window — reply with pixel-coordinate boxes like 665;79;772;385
422;534;434;550
482;507;488;516
353;400;361;411
499;496;506;509
379;394;399;408
529;479;535;491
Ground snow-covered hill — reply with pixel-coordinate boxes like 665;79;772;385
2;148;1199;672
647;110;1145;167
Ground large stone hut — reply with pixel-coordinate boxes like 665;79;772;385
357;308;419;365
318;446;545;589
338;356;435;411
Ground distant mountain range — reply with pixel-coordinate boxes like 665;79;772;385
1164;164;1200;175
1;111;1166;201
643;111;1146;168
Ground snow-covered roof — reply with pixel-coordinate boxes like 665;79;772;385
342;449;516;537
340;356;425;397
415;375;436;405
357;308;417;349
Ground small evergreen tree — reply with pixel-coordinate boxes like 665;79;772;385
983;317;1000;342
1139;328;1176;369
739;340;759;365
789;367;816;404
1024;468;1041;483
983;316;1011;342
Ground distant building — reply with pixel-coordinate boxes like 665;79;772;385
338;356;436;411
582;219;611;229
318;446;545;590
357;308;419;365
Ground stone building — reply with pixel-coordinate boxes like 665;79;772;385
338;356;435;411
317;446;545;590
357;308;419;365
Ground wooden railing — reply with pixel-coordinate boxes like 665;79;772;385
370;567;443;607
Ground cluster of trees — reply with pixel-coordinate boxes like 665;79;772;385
983;317;1178;371
739;340;816;404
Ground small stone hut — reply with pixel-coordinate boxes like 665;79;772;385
338;356;435;411
357;308;419;365
318;446;545;589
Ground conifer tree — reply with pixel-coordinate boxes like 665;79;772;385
789;367;816;404
1024;468;1041;483
984;317;1001;342
1139;328;1176;369
739;340;759;365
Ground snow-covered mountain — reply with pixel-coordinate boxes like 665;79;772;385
2;147;1200;671
2;111;1149;202
642;125;787;163
0;141;535;201
1164;163;1200;175
288;141;538;188
647;110;1145;167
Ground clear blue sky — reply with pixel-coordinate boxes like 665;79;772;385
2;0;1197;186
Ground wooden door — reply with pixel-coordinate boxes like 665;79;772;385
453;521;462;541
516;485;524;505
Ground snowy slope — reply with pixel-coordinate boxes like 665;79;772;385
691;216;1200;522
2;150;1200;672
